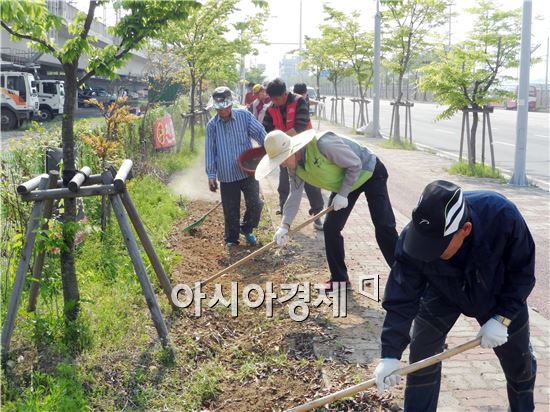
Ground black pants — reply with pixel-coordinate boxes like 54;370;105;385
323;159;397;281
219;177;263;244
278;166;324;215
405;288;537;412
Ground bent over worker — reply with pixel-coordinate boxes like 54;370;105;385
374;180;537;412
255;129;398;291
263;78;325;230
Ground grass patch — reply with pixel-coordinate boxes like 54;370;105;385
381;138;416;150
448;160;505;180
2;363;89;412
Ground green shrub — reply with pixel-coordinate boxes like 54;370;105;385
448;160;505;180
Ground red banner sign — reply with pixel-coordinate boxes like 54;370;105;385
153;114;176;149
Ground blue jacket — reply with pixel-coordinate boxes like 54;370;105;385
381;191;535;359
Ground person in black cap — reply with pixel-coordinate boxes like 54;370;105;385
205;86;266;247
374;180;536;412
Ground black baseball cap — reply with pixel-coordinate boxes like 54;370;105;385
403;180;469;262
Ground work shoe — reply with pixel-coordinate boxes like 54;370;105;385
313;218;324;231
243;232;257;246
240;228;258;246
225;242;238;248
321;279;351;293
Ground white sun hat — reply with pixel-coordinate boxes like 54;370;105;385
255;129;316;180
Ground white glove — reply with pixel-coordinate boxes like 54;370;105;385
477;318;508;349
331;194;348;211
374;358;401;394
274;226;289;247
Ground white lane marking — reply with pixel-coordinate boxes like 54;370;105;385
535;134;548;138
434;129;454;134
493;141;515;147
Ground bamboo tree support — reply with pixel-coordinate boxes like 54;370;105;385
119;190;176;308
389;101;414;142
2;160;175;359
318;97;327;120
404;101;414;143
330;98;337;123
486;110;496;171
339;97;345;126
2;177;49;357
27;171;59;312
102;171;173;351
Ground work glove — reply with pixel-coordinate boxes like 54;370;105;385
208;179;218;192
374;358;401;394
331;194;348;211
477;318;508;349
274;226;289;247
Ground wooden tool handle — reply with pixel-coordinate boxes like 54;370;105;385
196;206;334;288
287;337;482;412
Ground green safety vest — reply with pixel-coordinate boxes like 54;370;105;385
294;136;373;193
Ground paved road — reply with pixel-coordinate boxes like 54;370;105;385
324;97;549;189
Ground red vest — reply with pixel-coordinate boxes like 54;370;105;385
267;96;313;132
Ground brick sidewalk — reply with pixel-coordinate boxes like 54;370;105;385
259;121;550;411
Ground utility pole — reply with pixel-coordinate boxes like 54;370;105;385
510;0;532;186
546;36;549;110
367;0;382;138
299;0;303;51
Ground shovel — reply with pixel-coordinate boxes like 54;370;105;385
183;201;222;233
193;206;334;289
287;337;482;412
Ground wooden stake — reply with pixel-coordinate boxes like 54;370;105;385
119;190;176;308
287;338;481;412
2;177;49;356
103;173;173;351
28;171;59;312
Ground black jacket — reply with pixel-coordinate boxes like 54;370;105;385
381;191;536;359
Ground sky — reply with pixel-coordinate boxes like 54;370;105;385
76;0;549;83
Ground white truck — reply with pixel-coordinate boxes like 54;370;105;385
0;71;40;130
37;79;65;121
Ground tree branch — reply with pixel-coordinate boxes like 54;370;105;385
0;20;57;53
80;0;98;40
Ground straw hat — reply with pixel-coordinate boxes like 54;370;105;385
255;129;316;180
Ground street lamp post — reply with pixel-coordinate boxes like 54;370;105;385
510;0;533;186
366;0;382;138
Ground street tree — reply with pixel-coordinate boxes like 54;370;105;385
245;66;267;86
322;5;374;126
318;14;353;121
418;0;522;170
381;0;448;142
0;0;198;327
299;36;329;99
158;0;268;151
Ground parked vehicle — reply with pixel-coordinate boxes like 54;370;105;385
78;87;115;107
0;71;40;130
505;85;537;111
37;80;64;121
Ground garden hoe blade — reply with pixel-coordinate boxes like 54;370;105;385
183;201;222;233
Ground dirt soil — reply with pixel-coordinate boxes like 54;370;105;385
165;200;401;411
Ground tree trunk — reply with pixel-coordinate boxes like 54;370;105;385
60;63;81;323
392;72;404;143
470;110;479;169
316;72;320;99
